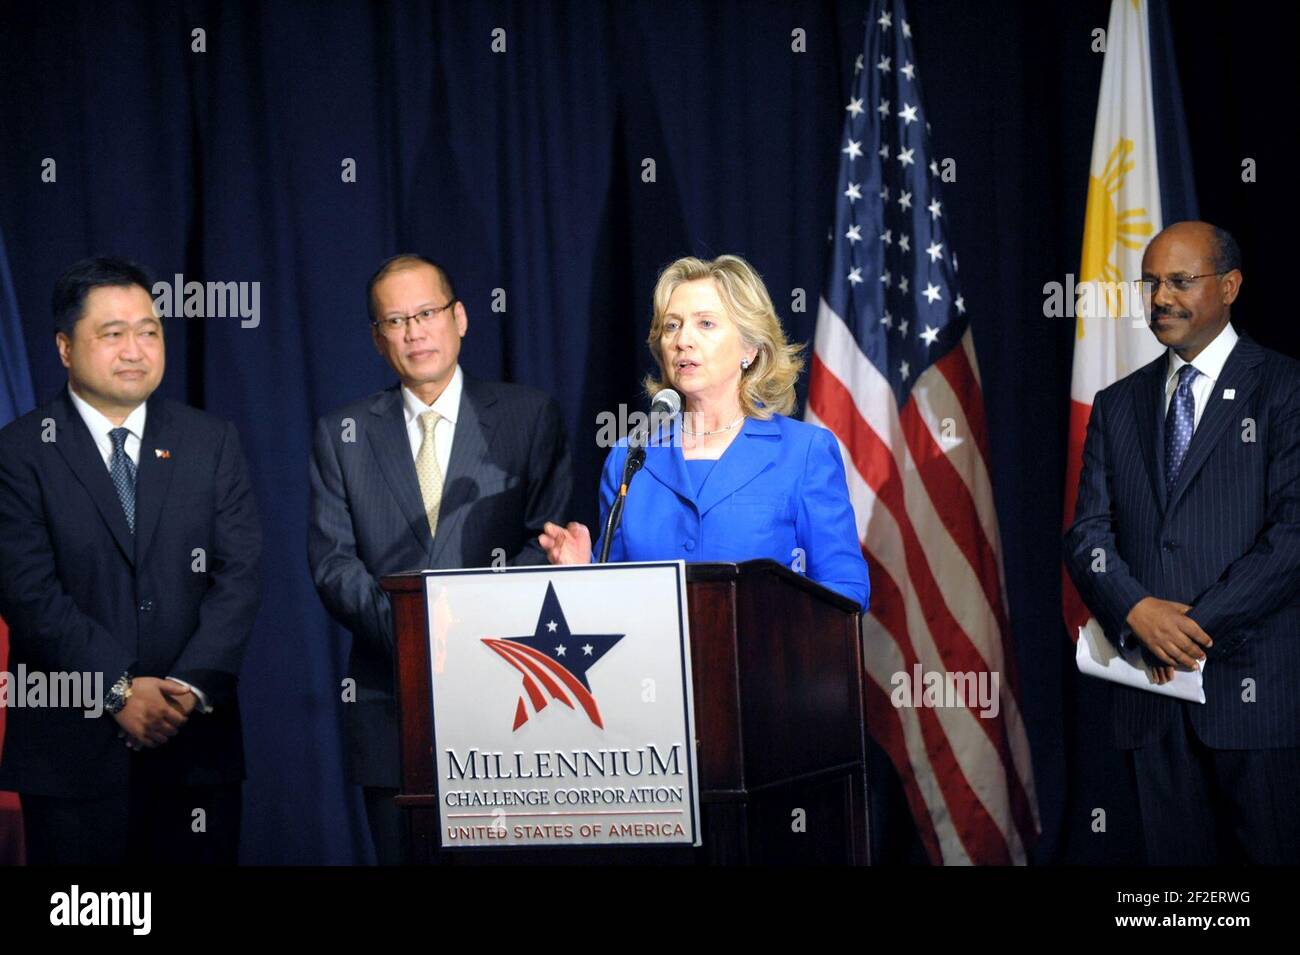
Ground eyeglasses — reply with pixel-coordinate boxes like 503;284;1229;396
1136;272;1226;298
371;299;458;332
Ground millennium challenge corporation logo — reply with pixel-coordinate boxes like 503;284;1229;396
482;583;625;731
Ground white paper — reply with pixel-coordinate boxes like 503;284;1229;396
1076;618;1206;703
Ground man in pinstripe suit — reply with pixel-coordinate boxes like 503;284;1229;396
308;254;572;864
1065;221;1300;865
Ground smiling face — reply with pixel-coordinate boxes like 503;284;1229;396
659;278;757;408
370;263;467;399
57;284;165;420
1141;223;1241;361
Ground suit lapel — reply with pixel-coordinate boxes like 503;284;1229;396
51;390;135;566
696;417;781;516
1167;336;1263;512
429;377;498;566
642;424;695;509
133;396;178;564
1133;355;1168;514
366;387;435;556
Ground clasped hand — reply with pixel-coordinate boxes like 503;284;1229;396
1125;596;1213;686
112;677;197;751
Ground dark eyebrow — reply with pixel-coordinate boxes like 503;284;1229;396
383;300;437;318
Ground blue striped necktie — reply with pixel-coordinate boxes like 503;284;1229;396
109;427;137;533
1164;364;1200;491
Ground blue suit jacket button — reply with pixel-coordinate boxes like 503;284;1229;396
684;539;695;552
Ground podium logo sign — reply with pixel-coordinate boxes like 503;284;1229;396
481;582;624;731
425;562;700;848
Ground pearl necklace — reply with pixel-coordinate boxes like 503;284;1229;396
681;415;744;437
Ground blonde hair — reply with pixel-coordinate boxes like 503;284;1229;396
643;255;805;419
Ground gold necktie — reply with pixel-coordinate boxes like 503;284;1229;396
416;410;443;537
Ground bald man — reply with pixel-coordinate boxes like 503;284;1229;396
1065;221;1300;864
308;254;572;864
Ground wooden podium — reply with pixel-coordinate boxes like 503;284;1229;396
383;559;869;864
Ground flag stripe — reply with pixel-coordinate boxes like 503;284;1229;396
809;354;1034;859
898;395;1038;834
931;343;1008;605
863;631;967;867
865;558;1015;863
914;347;1027;701
899;398;1009;643
824;409;1026;864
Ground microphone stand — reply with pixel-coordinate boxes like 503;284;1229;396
597;390;677;564
597;445;645;563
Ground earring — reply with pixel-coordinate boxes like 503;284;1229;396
741;358;751;370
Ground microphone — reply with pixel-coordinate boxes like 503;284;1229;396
630;388;682;449
598;389;680;563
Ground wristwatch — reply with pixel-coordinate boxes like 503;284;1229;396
105;672;134;715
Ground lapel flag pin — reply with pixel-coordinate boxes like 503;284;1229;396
154;448;171;459
1223;389;1235;400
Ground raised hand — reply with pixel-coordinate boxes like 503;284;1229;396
538;520;592;565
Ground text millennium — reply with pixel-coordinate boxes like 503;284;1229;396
446;745;684;781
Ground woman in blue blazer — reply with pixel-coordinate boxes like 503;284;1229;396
541;254;869;610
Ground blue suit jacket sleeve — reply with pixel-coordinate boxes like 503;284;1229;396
798;427;870;610
1062;390;1151;645
308;414;393;654
166;419;263;708
1187;378;1300;658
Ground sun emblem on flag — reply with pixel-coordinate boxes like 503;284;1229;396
481;582;624;731
1078;138;1155;335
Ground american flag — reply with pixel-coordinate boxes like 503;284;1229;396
805;0;1040;864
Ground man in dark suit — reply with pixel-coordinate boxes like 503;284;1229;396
308;254;572;864
0;257;262;864
1065;221;1300;864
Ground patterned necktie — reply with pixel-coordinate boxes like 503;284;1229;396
415;410;444;537
108;427;137;533
1164;364;1200;491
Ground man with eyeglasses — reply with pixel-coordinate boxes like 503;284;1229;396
308;254;572;864
1065;221;1300;864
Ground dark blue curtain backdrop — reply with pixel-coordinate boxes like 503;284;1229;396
1;0;1294;863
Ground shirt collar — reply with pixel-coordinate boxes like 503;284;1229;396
1167;322;1238;387
402;364;463;426
67;383;148;445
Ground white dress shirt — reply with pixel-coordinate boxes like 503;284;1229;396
402;364;462;475
1163;322;1238;432
66;384;213;714
67;384;147;468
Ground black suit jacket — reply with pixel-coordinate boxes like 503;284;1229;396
0;389;262;796
1064;335;1300;749
308;375;572;786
